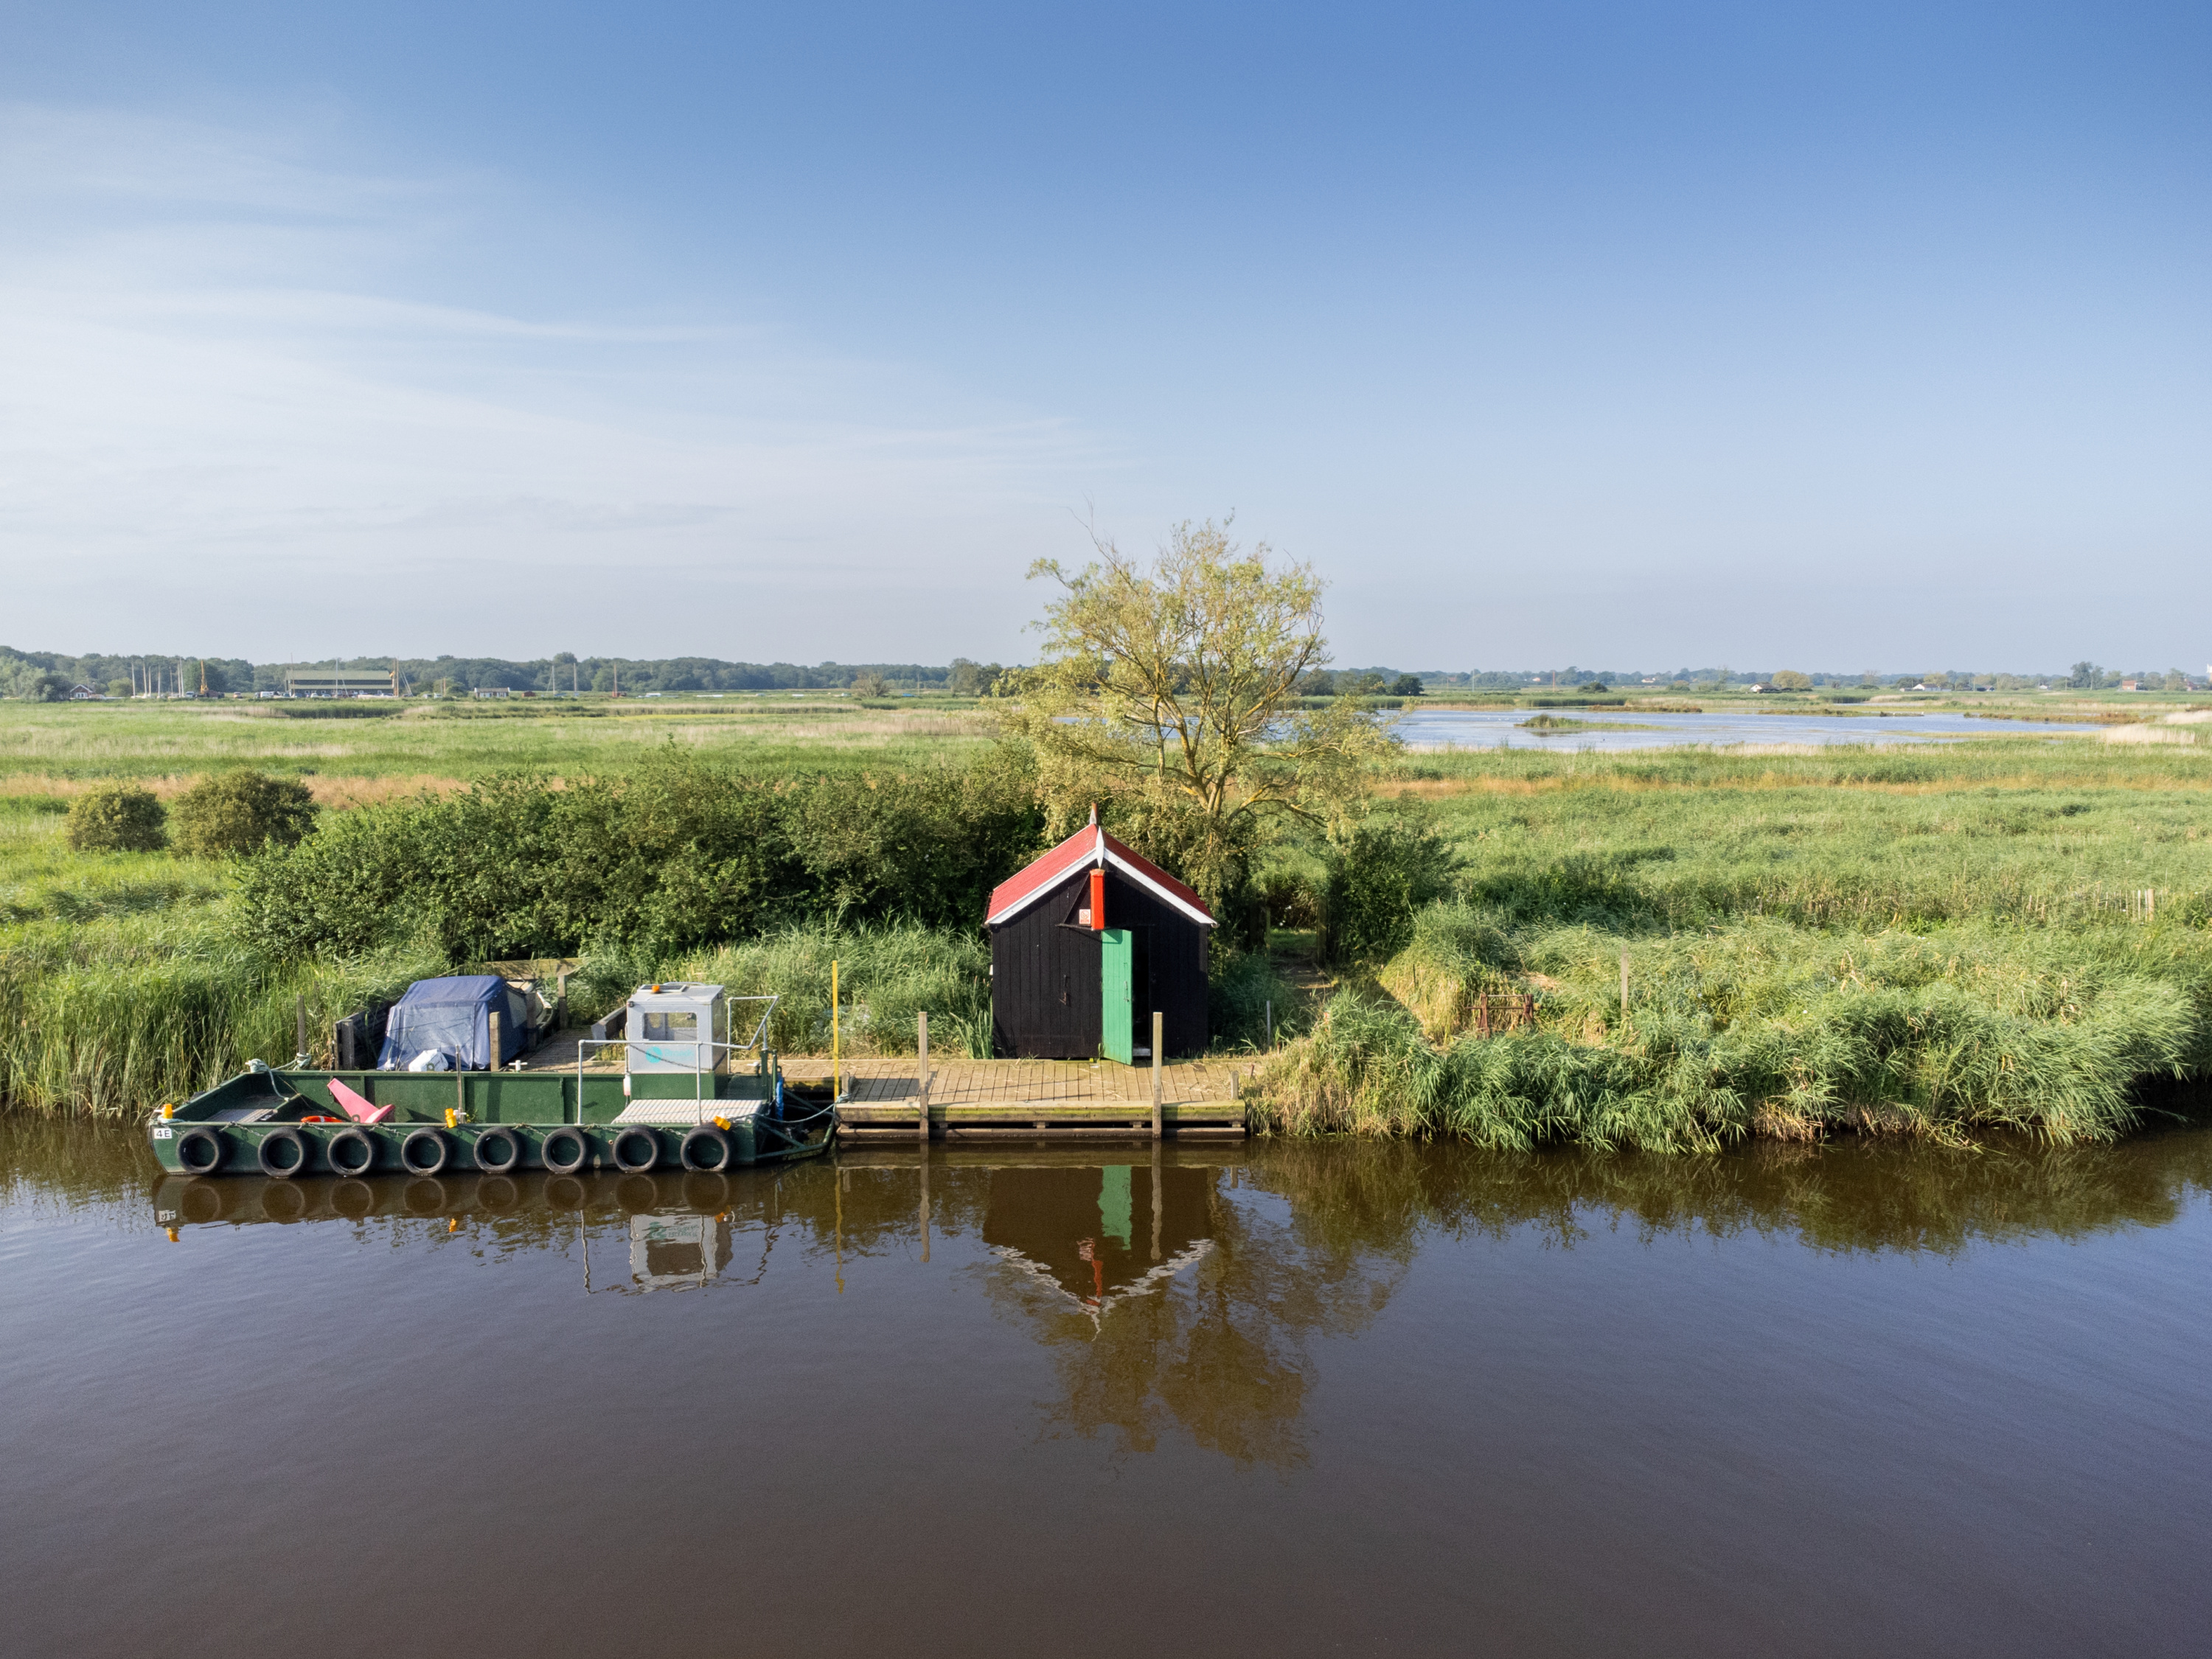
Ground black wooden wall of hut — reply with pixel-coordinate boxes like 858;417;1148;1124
990;867;1210;1060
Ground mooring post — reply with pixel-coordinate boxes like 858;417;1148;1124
917;1010;931;1144
1151;1012;1164;1140
293;995;310;1069
489;1008;503;1077
919;1155;931;1265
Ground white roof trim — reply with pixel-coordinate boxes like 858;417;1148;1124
985;831;1217;928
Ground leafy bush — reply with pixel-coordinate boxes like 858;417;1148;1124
1321;815;1455;963
234;748;1046;961
63;787;168;853
170;770;318;859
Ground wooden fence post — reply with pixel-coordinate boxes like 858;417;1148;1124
1151;1012;1164;1140
917;1010;931;1144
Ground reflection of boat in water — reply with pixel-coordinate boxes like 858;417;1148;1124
981;1162;1214;1320
150;1169;783;1295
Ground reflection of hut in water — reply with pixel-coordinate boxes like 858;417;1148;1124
982;1164;1212;1317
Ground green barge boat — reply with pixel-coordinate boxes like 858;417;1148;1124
147;981;836;1179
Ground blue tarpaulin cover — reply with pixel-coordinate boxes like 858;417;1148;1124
377;976;522;1071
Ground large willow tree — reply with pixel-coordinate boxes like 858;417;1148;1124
1006;520;1392;940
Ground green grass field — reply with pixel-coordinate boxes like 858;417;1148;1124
0;695;996;801
4;696;2210;1146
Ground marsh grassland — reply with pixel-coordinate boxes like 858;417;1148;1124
4;696;2209;1147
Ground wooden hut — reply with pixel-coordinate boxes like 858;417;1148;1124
987;813;1215;1060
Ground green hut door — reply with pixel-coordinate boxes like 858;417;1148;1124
1099;928;1134;1064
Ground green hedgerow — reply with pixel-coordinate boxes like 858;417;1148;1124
63;786;168;853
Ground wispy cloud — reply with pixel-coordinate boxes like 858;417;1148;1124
0;104;1116;657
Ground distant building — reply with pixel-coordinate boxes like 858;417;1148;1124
69;684;100;700
285;667;397;697
2121;680;2141;692
472;686;511;699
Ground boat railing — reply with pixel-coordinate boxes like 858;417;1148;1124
568;995;782;1126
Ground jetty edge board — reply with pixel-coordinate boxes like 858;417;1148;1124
148;1065;834;1178
834;1100;1248;1139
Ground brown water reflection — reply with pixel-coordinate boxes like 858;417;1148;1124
8;1117;2212;1657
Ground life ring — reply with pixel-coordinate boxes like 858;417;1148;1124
472;1127;523;1175
612;1126;660;1173
257;1127;310;1179
681;1125;733;1172
540;1126;589;1176
327;1127;377;1177
400;1127;449;1176
176;1127;226;1175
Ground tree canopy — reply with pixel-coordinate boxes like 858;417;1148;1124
1005;520;1392;936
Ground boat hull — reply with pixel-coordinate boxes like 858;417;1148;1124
147;1068;835;1177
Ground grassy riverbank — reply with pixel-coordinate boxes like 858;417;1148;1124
3;698;2209;1146
1251;731;2212;1147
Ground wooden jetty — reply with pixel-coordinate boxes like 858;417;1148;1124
785;1016;1250;1141
525;1010;1253;1142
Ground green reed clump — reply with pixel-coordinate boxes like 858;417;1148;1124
1252;914;2211;1150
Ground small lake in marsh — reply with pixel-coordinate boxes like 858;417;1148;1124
1395;707;2107;750
7;1117;2211;1657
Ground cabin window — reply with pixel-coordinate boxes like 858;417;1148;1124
641;1011;698;1041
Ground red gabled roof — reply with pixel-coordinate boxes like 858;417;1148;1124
987;822;1215;928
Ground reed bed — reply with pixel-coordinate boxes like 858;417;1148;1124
1252;911;2212;1150
573;921;995;1059
0;914;442;1113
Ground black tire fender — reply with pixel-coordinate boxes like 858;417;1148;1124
257;1127;310;1180
612;1126;660;1173
400;1127;449;1176
327;1127;377;1177
176;1127;226;1175
680;1125;732;1172
540;1126;589;1176
472;1127;523;1175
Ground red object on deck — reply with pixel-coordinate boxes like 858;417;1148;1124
326;1077;393;1124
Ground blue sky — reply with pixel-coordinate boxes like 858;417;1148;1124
1;3;2205;669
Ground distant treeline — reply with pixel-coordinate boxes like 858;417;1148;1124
0;647;1009;699
5;644;2197;701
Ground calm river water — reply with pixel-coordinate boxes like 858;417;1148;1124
6;1117;2211;1657
1395;708;2107;750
